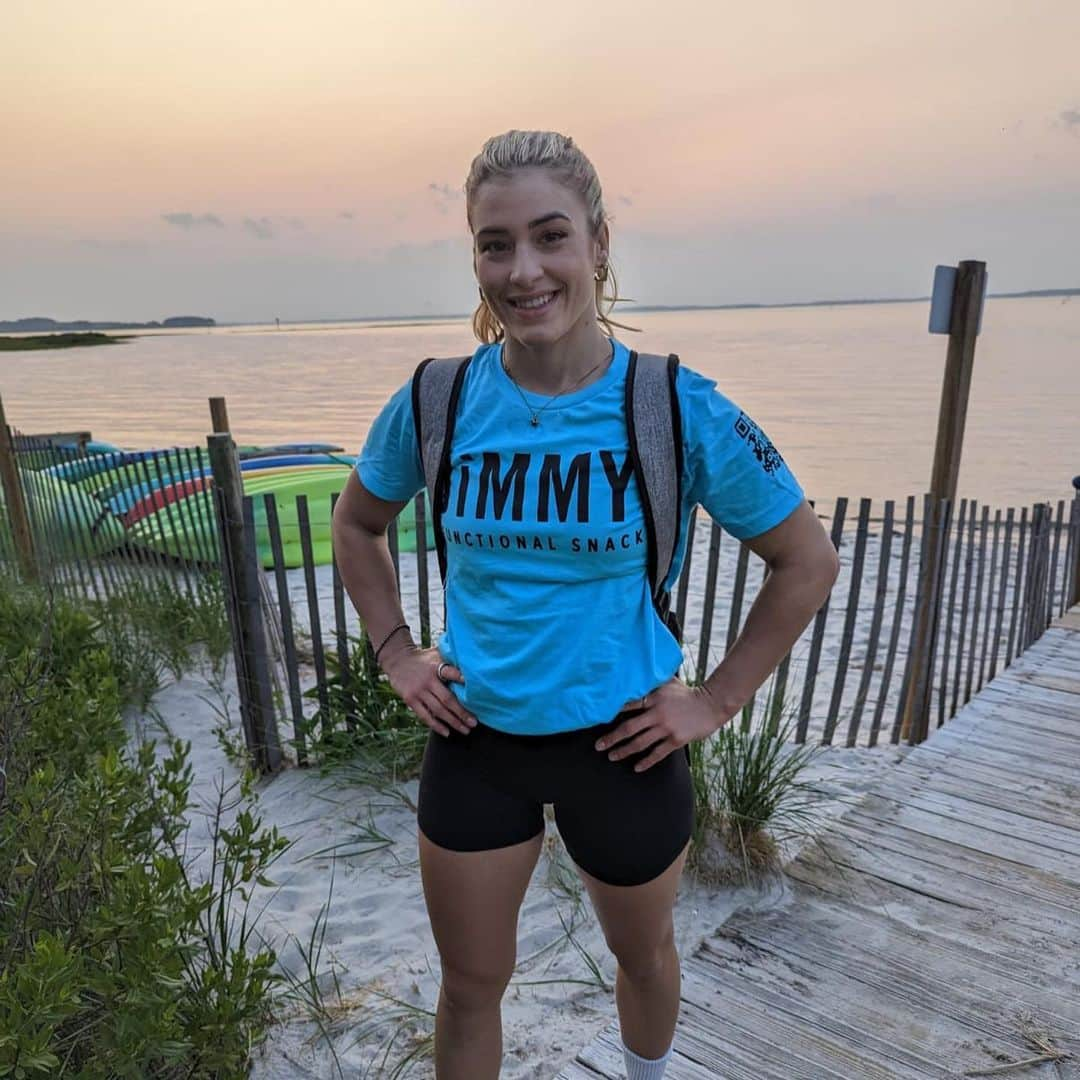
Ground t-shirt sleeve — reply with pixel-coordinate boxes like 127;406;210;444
355;379;425;502
678;366;805;540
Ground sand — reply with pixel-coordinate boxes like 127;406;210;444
131;652;908;1079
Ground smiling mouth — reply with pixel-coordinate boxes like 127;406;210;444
508;290;559;311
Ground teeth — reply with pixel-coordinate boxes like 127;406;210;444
514;292;555;310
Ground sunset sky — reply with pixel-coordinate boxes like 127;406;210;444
3;0;1078;323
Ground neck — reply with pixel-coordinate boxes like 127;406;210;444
502;316;611;395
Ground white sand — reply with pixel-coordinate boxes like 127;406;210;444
132;653;909;1079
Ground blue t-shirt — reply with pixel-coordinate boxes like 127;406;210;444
357;338;804;735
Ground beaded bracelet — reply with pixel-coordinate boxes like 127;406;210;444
372;622;410;663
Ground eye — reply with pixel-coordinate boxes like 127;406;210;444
478;239;509;254
540;230;567;244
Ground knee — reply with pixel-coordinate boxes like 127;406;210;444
609;928;676;983
439;961;513;1014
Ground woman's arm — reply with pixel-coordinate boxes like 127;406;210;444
331;471;476;737
594;501;839;770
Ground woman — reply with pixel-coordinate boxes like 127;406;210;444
332;130;839;1080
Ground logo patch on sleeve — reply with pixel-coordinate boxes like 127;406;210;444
734;412;784;475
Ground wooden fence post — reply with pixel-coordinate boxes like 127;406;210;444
0;396;38;583
1071;486;1080;609
207;432;282;773
209;397;230;435
901;260;987;742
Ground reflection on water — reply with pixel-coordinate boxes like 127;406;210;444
2;298;1077;507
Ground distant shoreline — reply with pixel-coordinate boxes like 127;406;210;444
2;287;1074;336
0;332;135;352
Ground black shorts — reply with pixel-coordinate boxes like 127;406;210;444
417;709;694;887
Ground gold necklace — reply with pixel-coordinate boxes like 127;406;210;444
501;342;613;427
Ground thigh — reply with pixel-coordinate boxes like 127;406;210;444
552;737;694;889
418;825;545;988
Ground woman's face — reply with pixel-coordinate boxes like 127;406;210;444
470;167;607;350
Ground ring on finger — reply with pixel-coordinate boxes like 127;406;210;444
436;661;450;683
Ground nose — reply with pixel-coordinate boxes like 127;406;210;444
509;244;542;288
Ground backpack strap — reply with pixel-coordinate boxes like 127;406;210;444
625;351;684;640
411;355;472;583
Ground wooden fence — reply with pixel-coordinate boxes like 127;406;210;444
242;483;1079;766
3;420;1078;772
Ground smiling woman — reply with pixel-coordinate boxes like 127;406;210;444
330;129;839;1080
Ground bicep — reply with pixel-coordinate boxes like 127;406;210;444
333;470;409;536
743;500;839;576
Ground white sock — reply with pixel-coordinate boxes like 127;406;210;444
622;1038;674;1080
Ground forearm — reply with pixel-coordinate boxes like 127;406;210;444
332;518;416;657
702;559;836;717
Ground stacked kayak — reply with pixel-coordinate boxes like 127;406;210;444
32;441;435;570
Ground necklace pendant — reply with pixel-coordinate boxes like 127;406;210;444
530;414;540;427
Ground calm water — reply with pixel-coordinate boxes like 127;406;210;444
3;298;1077;508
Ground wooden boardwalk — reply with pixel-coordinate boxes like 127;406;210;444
556;608;1080;1080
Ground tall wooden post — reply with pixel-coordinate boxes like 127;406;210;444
209;397;230;435
0;396;38;583
901;260;987;742
207;432;282;773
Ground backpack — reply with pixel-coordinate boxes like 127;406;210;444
410;350;685;640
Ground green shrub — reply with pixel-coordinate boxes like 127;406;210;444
0;585;286;1078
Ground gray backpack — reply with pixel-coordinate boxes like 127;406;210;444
411;351;685;639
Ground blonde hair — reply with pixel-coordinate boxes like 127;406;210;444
465;130;636;344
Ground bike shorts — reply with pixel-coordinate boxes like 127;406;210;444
417;708;694;887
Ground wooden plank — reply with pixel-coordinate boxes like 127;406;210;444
842;793;1080;881
962;504;989;706
870;496;915;747
679;963;930;1079
790;823;1080;930
824;497;870;744
892;494;933;744
1006;506;1029;667
697;917;1042;1065
833;810;1080;914
987;508;1015;682
329;491;356;733
296;493;331;738
694;522;722;684
674;506;696;633
936;497;967;728
975;508;1001;696
264;493;308;764
847;499;893;746
713;897;1080;1036
797;498;846;742
725;539;752;656
413;492;431;647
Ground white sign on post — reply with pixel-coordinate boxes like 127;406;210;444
929;264;987;335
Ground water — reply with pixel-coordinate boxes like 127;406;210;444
3;297;1077;508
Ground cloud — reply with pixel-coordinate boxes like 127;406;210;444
339;211;355;220
1061;107;1080;134
428;181;462;216
162;212;224;229
243;216;275;239
618;194;634;207
286;217;306;230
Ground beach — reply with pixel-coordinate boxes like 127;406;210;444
132;655;907;1078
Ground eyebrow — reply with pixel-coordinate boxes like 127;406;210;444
475;211;572;237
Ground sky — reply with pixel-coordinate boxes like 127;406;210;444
3;0;1079;323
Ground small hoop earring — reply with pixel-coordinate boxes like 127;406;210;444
594;264;609;283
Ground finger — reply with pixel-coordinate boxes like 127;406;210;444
631;740;676;773
607;726;666;761
595;715;648;752
411;696;451;738
423;690;472;735
434;686;477;729
437;662;467;686
619;692;651;713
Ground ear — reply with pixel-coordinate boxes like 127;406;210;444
594;220;610;264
